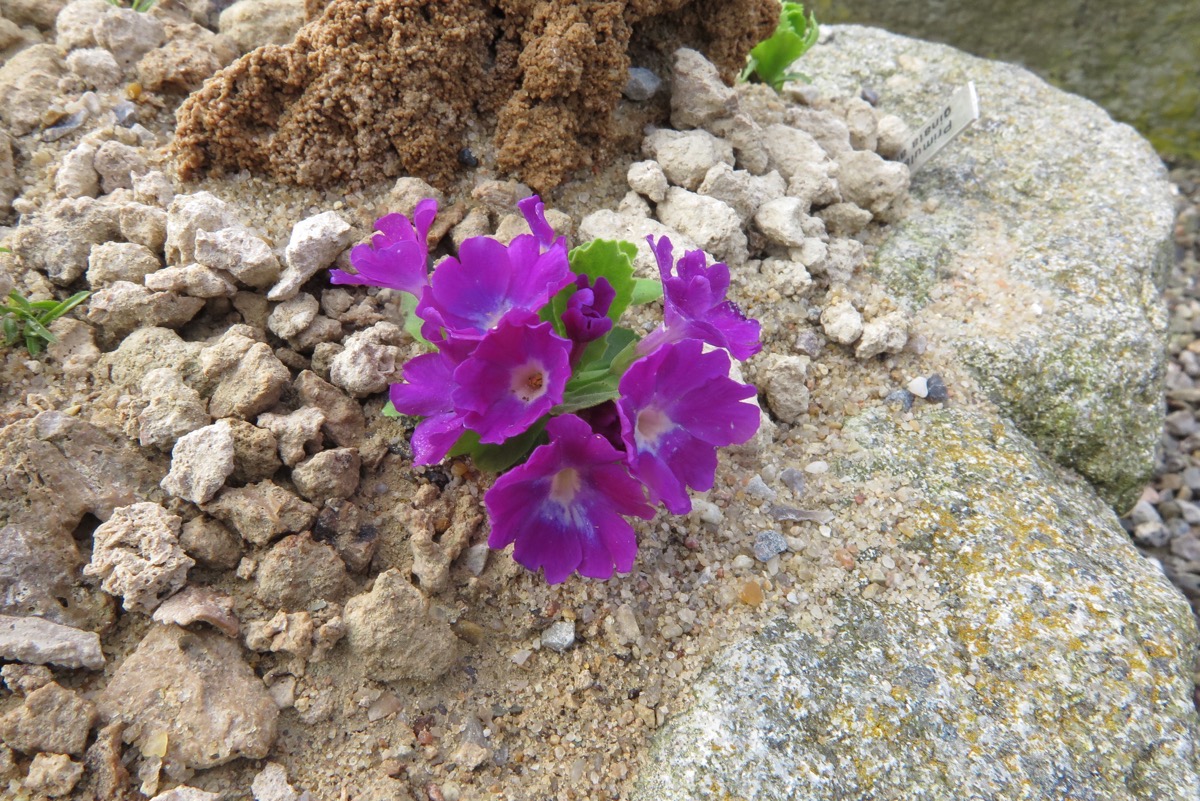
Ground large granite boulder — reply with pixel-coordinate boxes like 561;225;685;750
634;409;1200;799
634;28;1197;799
804;26;1175;511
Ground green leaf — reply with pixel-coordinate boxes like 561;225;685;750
569;326;639;379
3;316;18;346
400;292;431;348
554;372;622;415
448;420;547;473
38;291;90;324
630;278;663;305
741;2;819;92
19;314;56;345
381;400;401;419
549;239;639;335
7;291;33;314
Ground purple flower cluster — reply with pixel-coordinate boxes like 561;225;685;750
334;198;762;584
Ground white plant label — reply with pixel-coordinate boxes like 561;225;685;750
897;82;980;172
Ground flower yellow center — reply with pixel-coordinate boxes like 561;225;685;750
550;467;581;505
635;407;673;449
511;363;547;403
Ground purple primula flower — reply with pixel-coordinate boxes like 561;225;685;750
562;274;615;347
485;414;655;584
637;236;762;360
453;319;571;444
416;228;571;342
617;339;760;514
331;199;437;295
517;195;564;251
389;351;467;465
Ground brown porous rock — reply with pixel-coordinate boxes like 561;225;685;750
173;0;776;192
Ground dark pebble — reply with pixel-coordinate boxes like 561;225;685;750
860;87;881;106
622;67;662;101
885;389;915;410
753;530;788;562
42;109;88;142
925;374;949;403
1167;517;1191;540
794;329;825;357
113;101;138;128
779;467;806;495
458;148;478;168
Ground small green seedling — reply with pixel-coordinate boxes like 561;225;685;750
739;1;820;92
105;0;158;11
2;290;91;357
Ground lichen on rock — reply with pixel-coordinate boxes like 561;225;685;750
172;0;778;192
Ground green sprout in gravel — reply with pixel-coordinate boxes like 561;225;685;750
2;289;90;357
739;1;819;92
105;0;158;11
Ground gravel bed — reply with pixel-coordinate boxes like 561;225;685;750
1123;158;1200;659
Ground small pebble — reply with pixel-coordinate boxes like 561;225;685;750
540;620;576;653
730;554;754;570
622;67;661;101
739;581;764;606
907;376;929;398
1133;521;1171;548
460;543;489;577
860;87;881;105
794;330;824;357
1178;499;1200;525
691;499;724;524
768;504;833;524
745;475;777;502
1130;500;1163;526
926;374;949;403
42;109;89;142
457;148;478;168
885;389;915;410
753;530;788;562
804;461;829;474
113;101;138;127
780;467;806;494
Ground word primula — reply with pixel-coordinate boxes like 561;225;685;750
332;197;762;583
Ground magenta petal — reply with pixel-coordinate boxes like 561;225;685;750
627;443;693;514
416;232;570;340
618;340;760;513
373;212;416;243
484;414;653;584
334;210;432;296
390;353;454;417
574;501;637;580
453;320;571;444
412;198;438;242
513;520;583;585
423;239;514;333
410;413;466;465
517;195;558;249
640;236;761;360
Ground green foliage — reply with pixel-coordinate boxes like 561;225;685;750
448;419;548;473
2;290;91;357
399;291;431;348
105;0;158;11
739;1;820;92
554;327;638;415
